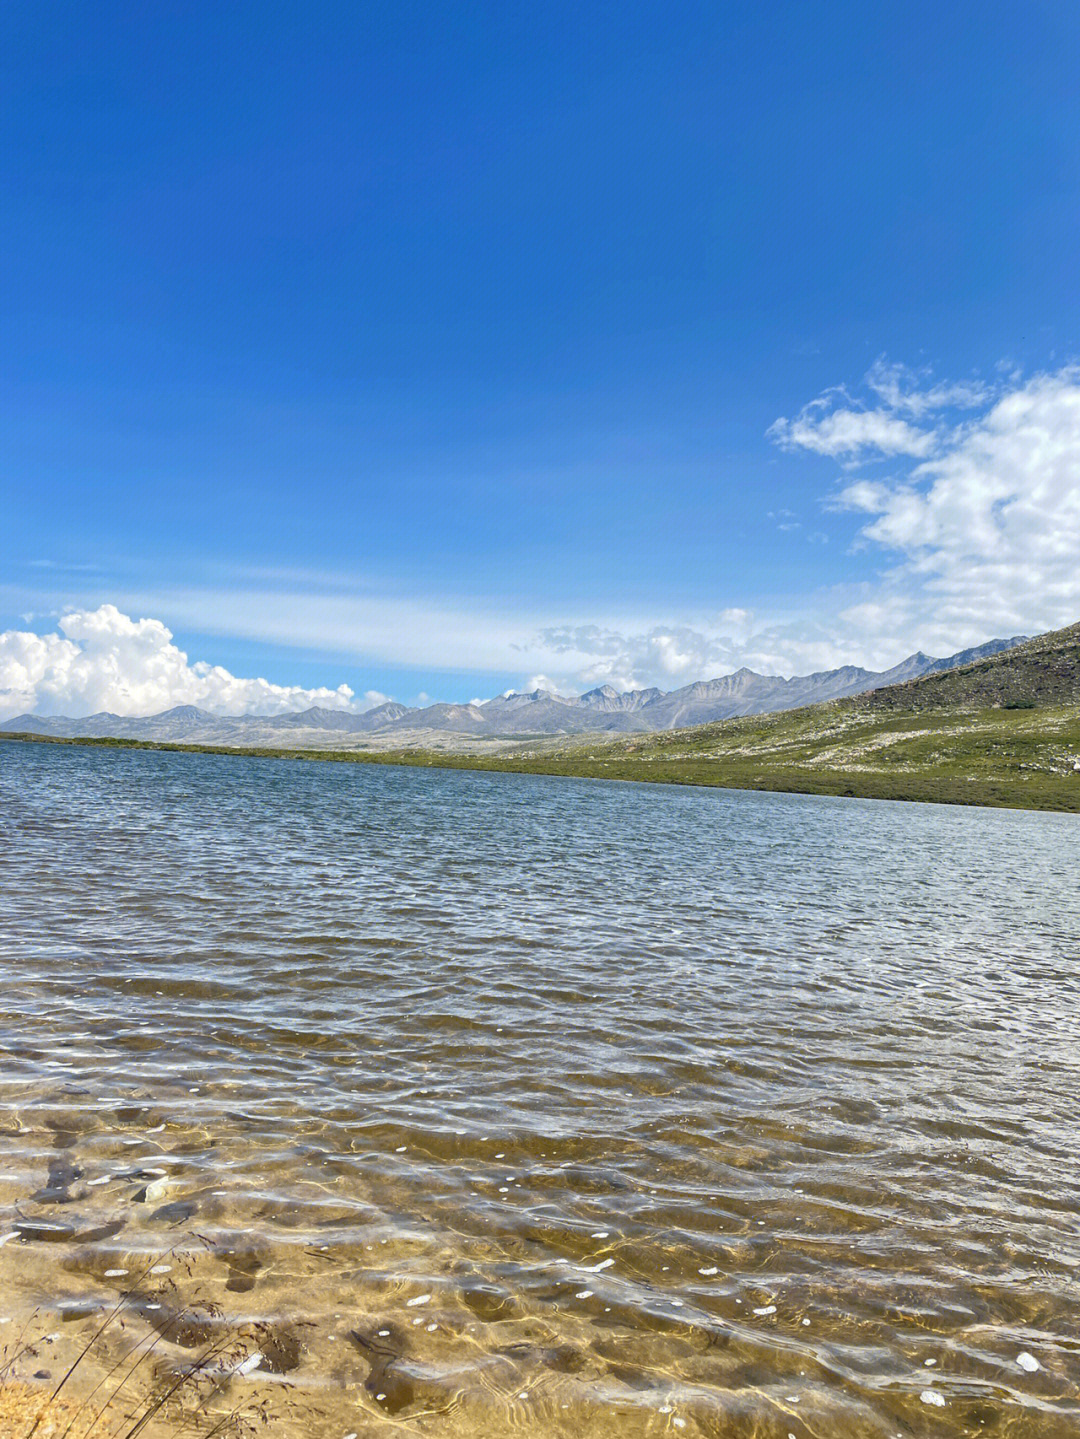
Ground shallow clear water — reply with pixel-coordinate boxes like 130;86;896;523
1;740;1079;1437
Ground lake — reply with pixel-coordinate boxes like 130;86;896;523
1;740;1078;1436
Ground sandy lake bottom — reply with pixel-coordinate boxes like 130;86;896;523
2;741;1079;1436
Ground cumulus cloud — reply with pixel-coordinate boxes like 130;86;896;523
0;604;388;720
774;362;1080;642
533;618;860;691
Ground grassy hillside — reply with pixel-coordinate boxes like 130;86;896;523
4;620;1079;812
862;619;1080;712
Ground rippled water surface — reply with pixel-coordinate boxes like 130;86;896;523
2;741;1080;1437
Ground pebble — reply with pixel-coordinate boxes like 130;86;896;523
753;1305;777;1315
920;1389;945;1406
405;1293;431;1307
1017;1352;1040;1373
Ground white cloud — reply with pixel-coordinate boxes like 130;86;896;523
833;367;1080;635
768;401;938;460
768;358;1001;463
532;619;858;691
0;604;387;720
768;361;1080;644
862;357;994;417
6;362;1078;713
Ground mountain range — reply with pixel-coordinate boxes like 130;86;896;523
1;635;1029;750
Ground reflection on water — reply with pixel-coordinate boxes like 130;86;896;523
1;740;1079;1436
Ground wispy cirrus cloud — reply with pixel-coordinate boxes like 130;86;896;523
768;356;1002;462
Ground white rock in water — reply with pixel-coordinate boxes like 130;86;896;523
753;1304;777;1315
233;1352;262;1376
405;1293;432;1307
1016;1351;1041;1373
920;1389;945;1406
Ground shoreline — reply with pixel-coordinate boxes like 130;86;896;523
4;718;1079;813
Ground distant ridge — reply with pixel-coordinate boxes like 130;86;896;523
1;632;1032;748
862;620;1080;712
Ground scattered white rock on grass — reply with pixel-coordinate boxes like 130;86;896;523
1016;1352;1041;1373
920;1389;945;1406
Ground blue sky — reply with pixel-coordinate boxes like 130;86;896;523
3;1;1080;715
